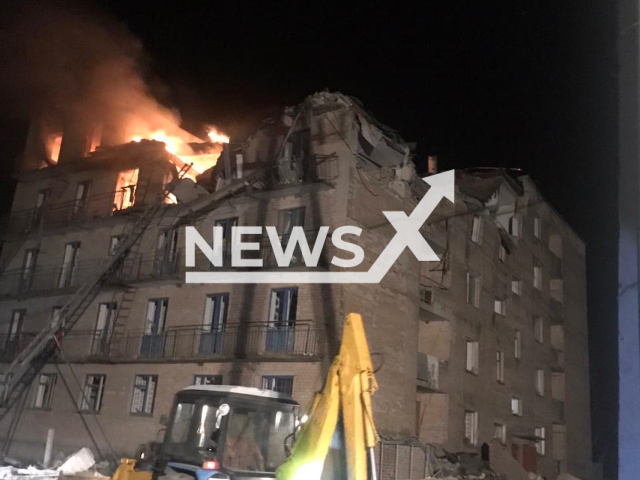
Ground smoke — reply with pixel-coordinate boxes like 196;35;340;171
0;1;193;141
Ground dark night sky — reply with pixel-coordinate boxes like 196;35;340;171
0;1;619;475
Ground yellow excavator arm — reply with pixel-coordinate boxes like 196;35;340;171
276;313;379;480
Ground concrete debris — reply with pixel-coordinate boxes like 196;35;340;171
58;448;95;475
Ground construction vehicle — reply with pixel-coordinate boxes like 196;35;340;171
128;313;378;480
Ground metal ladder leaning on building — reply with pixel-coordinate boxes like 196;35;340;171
0;163;194;425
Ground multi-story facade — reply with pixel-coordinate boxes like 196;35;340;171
0;92;598;480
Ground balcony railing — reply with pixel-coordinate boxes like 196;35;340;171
0;190;141;236
0;322;325;363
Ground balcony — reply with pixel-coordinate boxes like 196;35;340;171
0;322;325;364
0;189;141;237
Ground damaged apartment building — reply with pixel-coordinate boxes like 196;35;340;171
0;91;599;480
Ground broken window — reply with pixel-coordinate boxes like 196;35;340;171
514;330;522;359
535;317;544;343
32;374;56;410
109;236;121;255
81;374;106;412
278;208;306;263
535;427;546;455
471;215;484;245
464;411;478;445
262;376;294;396
496;351;505;383
535;369;545;396
466;340;479;374
533;265;543;290
493;423;506;444
466;273;480;308
511;397;523;416
113;169;139;210
194;375;223;386
131;375;157;415
20;248;38;292
58;242;80;288
494;298;506;316
73;180;92;215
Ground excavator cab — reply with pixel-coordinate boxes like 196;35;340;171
157;385;299;480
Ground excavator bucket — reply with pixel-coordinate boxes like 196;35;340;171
276;313;379;480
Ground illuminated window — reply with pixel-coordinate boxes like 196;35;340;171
511;397;523;416
535;427;546;455
114;169;139;210
493;423;506;444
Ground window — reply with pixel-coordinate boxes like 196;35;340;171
466;340;479;374
499;244;507;262
213;218;238;267
511;397;523;416
203;293;229;331
108;236;121;255
534;218;542;239
33;189;49;225
193;375;223;386
262;376;294;396
58;242;80;288
114;169;139;210
471;215;484;244
535;317;544;343
512;278;522;296
494;298;506;316
145;299;168;335
514;330;522;359
509;215;521;237
535;427;546;455
73;181;92;214
535;369;545;396
81;375;106;412
466;273;480;307
534;265;543;290
141;299;168;358
20;249;38;292
131;375;157;415
268;287;298;327
155;229;179;274
493;423;506;444
93;302;117;354
50;306;62;327
32;374;56;409
278;208;306;264
496;351;505;383
464;411;479;445
6;310;25;346
420;285;433;305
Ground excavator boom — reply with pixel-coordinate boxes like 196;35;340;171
276;313;379;480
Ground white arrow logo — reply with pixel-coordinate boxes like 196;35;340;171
185;169;455;284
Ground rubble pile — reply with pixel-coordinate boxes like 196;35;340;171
0;449;108;480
